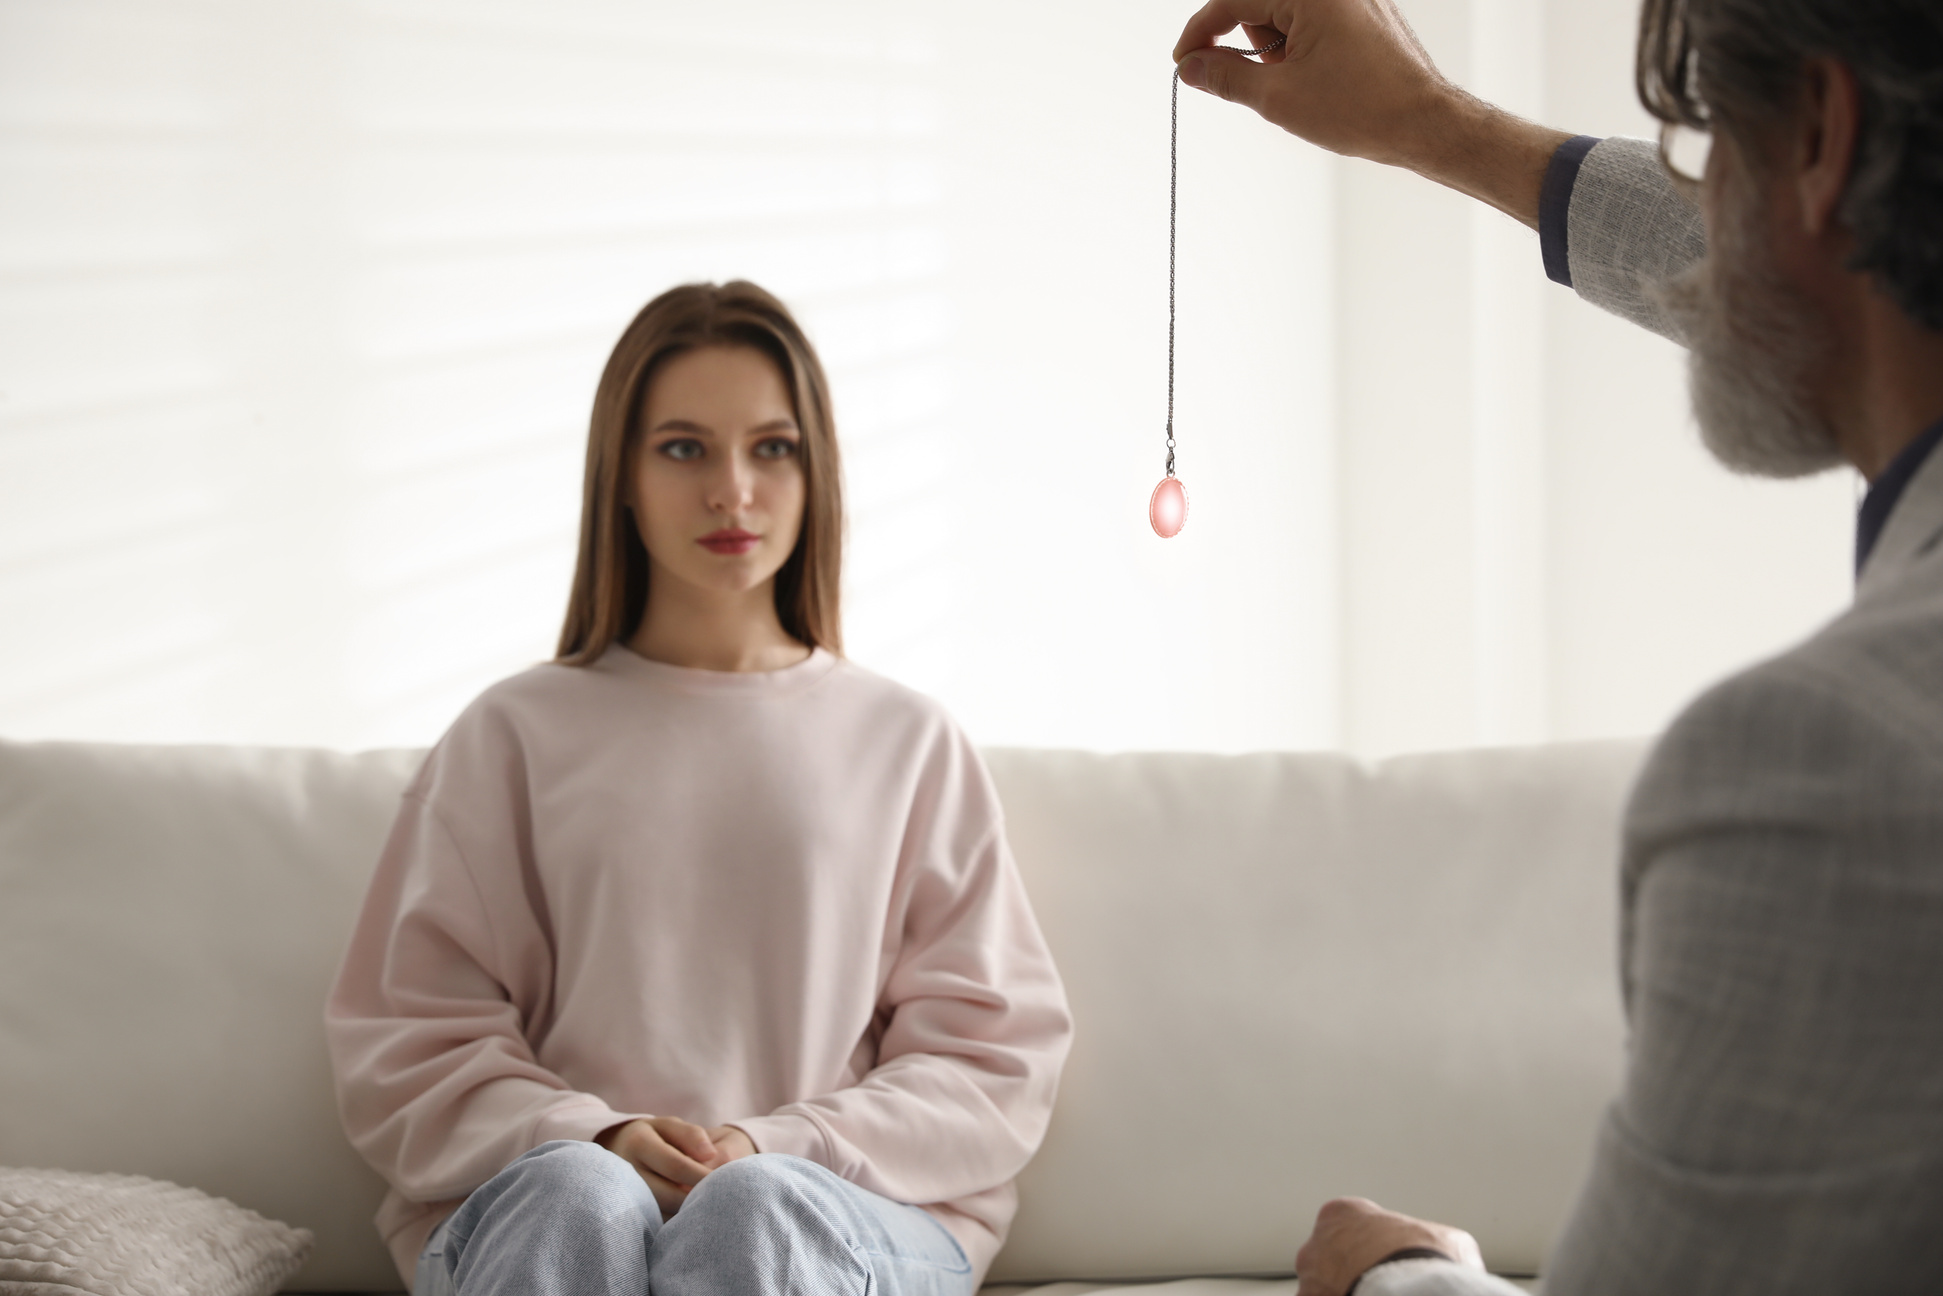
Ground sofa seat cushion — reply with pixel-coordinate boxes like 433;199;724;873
987;1275;1533;1296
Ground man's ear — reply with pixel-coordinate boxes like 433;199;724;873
1796;56;1861;238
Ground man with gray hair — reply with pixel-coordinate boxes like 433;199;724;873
1172;0;1943;1292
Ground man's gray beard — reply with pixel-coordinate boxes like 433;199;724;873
1653;179;1844;479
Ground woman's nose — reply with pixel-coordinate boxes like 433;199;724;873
706;454;756;513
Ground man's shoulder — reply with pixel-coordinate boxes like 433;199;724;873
1628;577;1943;843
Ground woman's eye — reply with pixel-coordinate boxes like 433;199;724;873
658;439;704;462
754;437;798;461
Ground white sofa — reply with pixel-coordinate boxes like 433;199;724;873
0;736;1647;1294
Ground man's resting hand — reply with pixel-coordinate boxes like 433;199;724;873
1295;1196;1485;1296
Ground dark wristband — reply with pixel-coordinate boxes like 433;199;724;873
1342;1247;1459;1296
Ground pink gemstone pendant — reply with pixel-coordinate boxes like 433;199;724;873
1149;476;1188;538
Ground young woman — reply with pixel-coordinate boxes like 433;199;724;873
326;281;1072;1296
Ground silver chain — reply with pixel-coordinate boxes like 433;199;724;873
1168;34;1285;479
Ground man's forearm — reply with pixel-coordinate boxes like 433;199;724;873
1397;88;1573;231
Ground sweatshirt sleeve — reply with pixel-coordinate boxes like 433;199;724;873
732;722;1074;1209
324;712;646;1205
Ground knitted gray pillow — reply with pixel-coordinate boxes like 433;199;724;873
0;1167;312;1296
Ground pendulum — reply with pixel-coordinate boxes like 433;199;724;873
1151;32;1286;539
1149;472;1187;538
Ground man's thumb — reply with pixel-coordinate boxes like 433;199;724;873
1176;49;1264;107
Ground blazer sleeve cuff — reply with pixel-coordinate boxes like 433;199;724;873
1540;135;1602;288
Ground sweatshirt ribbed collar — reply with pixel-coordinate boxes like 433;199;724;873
599;642;839;696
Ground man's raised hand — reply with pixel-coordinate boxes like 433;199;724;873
1172;0;1454;167
1171;0;1572;228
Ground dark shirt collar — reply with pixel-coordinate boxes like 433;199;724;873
1857;417;1943;578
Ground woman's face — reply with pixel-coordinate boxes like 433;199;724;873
627;344;806;601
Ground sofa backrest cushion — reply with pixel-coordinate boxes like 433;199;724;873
983;743;1640;1282
0;737;1644;1289
0;741;420;1291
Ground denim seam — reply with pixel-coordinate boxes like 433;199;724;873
856;1247;971;1275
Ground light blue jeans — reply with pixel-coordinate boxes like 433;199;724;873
415;1141;975;1296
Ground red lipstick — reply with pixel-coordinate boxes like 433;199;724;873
698;528;760;556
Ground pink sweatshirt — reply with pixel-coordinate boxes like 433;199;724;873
325;646;1072;1287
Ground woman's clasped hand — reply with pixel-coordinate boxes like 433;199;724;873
595;1118;758;1220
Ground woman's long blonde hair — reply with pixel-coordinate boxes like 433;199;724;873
556;281;843;664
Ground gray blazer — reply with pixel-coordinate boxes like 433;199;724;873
1363;137;1943;1296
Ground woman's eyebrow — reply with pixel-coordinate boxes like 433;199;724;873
749;418;800;434
647;419;716;436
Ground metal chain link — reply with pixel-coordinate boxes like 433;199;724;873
1167;33;1286;479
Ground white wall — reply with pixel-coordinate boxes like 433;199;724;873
0;0;1854;757
1332;0;1858;755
